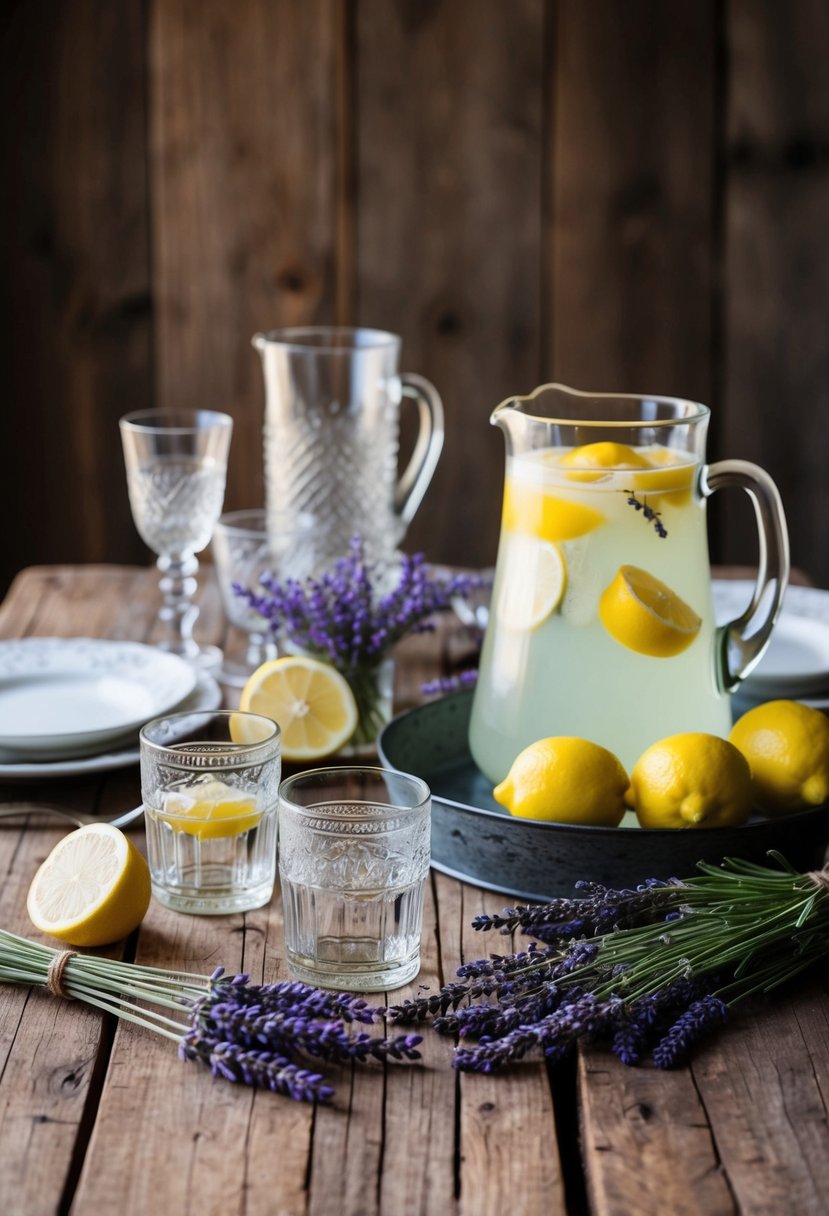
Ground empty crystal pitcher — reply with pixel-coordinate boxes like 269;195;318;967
469;384;790;783
253;327;444;563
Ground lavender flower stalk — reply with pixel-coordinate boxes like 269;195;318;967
387;853;829;1073
0;933;418;1104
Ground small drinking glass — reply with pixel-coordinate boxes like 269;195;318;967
120;409;233;671
212;509;317;687
278;766;431;991
140;710;281;914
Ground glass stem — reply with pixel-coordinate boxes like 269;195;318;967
157;553;200;660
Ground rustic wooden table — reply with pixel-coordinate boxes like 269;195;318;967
1;565;828;1216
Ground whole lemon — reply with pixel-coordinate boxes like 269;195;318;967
493;737;629;826
728;699;829;816
627;733;753;829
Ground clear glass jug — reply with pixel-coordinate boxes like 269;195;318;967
253;327;444;564
468;384;790;783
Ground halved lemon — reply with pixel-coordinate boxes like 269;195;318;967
159;779;261;839
631;449;695;504
560;441;650;483
497;537;567;631
239;656;358;761
27;823;151;947
502;478;604;541
598;565;702;657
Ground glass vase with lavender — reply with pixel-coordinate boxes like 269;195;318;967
236;537;477;751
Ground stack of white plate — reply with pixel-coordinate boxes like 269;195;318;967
713;580;829;719
0;638;222;780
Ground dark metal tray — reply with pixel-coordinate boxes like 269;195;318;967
378;691;829;900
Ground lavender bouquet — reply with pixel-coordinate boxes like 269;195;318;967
387;852;829;1071
236;536;477;747
0;931;420;1103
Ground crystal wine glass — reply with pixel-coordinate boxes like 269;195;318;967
212;508;317;686
120;409;233;670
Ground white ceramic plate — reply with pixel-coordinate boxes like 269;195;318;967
0;672;222;780
712;580;829;697
0;638;197;756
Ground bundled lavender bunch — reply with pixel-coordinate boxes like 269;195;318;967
237;536;478;745
387;852;829;1071
0;932;417;1104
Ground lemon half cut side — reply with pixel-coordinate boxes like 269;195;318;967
27;823;151;947
239;656;358;762
599;565;702;658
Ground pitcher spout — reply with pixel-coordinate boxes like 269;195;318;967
252;332;268;356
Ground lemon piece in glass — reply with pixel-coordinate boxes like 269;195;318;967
497;537;567;631
599;565;701;657
560;441;650;483
502;479;605;541
239;656;358;761
160;779;261;839
728;699;829;816
493;736;629;825
627;732;753;828
27;823;151;947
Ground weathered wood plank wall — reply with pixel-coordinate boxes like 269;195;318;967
2;0;828;590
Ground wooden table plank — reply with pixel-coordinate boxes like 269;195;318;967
1;563;828;1216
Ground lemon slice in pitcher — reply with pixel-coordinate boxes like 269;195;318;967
598;565;701;657
502;479;604;541
498;537;566;631
560;441;650;482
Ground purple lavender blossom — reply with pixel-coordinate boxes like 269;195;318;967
652;995;729;1069
235;536;479;675
421;670;479;697
181;973;416;1102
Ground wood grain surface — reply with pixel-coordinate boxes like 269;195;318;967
0;563;828;1216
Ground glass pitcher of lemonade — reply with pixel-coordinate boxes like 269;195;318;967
468;385;790;784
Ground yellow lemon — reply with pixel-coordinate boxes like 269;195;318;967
493;736;629;826
728;699;829;816
560;441;650;483
627;733;753;829
502;478;604;542
497;537;567;631
598;565;702;657
159;779;262;839
239;656;358;762
631;448;695;505
27;823;151;947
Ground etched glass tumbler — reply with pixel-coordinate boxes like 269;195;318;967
120;409;233;671
278;767;431;991
140;710;281;914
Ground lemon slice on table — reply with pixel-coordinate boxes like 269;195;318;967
160;779;261;839
502;479;604;542
27;823;151;947
497;537;567;631
598;565;701;657
239;656;358;761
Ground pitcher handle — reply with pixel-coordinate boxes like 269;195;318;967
702;459;790;693
395;373;445;526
